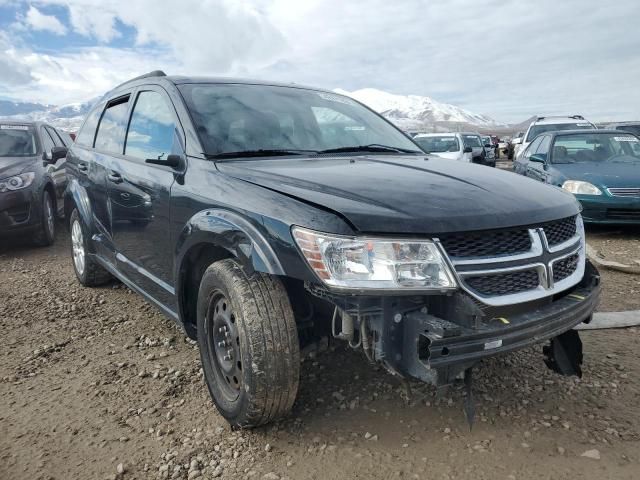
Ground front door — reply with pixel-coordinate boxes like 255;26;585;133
107;87;182;309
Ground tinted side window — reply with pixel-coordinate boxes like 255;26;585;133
45;126;64;147
76;105;102;147
95;97;130;154
40;127;55;156
536;135;551;155
125;91;176;160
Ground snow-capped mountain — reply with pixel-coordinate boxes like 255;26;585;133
334;88;506;131
0;98;97;132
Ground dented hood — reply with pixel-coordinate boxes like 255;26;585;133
217;155;580;234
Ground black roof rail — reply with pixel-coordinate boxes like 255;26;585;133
536;114;585;121
112;70;166;90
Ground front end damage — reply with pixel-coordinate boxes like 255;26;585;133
307;260;600;391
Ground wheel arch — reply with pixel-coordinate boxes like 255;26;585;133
175;209;286;338
63;179;92;231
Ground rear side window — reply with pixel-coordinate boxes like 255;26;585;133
125;91;176;160
76;105;102;147
95;97;130;154
40;127;56;155
45;126;64;147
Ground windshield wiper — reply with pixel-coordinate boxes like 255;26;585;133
317;144;423;155
207;149;319;160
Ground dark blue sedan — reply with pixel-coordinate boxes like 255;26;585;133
513;130;640;224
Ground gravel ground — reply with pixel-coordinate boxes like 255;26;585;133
1;225;639;480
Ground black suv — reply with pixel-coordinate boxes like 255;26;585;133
64;71;600;427
1;121;71;245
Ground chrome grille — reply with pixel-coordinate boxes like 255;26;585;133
466;270;539;297
542;216;576;246
608;188;640;198
441;216;585;306
552;253;579;283
439;229;531;258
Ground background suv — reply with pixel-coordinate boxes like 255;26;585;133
514;115;596;160
413;133;473;162
0;121;70;245
64;71;600;428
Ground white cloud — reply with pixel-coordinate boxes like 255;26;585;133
24;5;67;35
1;0;640;122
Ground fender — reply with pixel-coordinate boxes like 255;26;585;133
64;178;93;230
175;208;285;279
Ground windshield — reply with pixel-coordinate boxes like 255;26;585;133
178;84;421;157
551;132;640;164
414;135;460;153
462;135;481;148
526;122;593;142
481;136;491;145
0;125;37;157
615;125;640;137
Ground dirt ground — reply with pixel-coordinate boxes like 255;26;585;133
1;225;639;480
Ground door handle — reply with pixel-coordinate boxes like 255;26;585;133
107;171;123;184
78;162;88;172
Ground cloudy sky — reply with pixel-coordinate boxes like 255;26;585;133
0;0;639;123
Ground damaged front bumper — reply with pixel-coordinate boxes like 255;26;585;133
315;261;601;387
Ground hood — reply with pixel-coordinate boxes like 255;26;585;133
430;151;462;161
0;156;38;179
552;160;640;189
217;155;580;234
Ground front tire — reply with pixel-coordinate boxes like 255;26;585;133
33;190;56;246
69;209;111;287
197;259;300;428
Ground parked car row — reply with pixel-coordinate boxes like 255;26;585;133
0;122;72;245
413;132;496;167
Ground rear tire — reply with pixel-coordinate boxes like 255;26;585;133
69;208;111;287
33;190;56;246
197;259;300;428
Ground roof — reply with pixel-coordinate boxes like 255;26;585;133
108;70;334;96
548;129;638;136
531;116;590;125
0;120;41;127
414;132;461;138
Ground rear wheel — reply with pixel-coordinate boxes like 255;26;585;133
197;259;300;427
33;190;55;246
69;208;111;286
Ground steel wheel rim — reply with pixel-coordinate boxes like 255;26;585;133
206;292;242;400
71;219;85;275
44;193;54;237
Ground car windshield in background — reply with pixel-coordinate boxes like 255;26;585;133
615;125;640;137
526;123;593;141
414;136;459;153
0;126;36;157
178;84;421;158
462;135;481;147
552;133;640;164
481;136;491;145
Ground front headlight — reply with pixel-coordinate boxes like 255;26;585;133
562;180;602;195
292;227;457;290
0;172;36;193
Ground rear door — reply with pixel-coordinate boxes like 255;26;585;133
108;86;183;308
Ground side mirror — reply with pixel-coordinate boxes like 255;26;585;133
512;138;522;145
50;146;68;162
463;146;473;153
146;154;184;170
530;154;546;163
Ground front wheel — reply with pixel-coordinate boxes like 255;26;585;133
197;259;300;428
33;190;56;246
